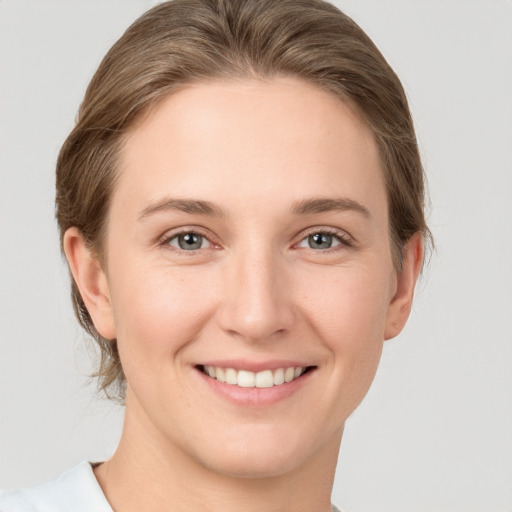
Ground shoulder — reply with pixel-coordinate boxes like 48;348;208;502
0;462;112;512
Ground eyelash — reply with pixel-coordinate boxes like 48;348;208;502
158;227;353;253
158;227;215;252
295;228;353;252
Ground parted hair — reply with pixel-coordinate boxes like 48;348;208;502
56;0;431;401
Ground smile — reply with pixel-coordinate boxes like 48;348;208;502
199;365;312;388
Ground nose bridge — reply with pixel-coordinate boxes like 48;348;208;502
218;239;293;342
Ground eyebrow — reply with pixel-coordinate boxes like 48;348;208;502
291;197;371;218
138;196;370;220
138;198;226;220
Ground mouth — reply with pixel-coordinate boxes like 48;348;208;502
197;364;316;389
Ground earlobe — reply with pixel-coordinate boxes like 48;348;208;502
63;227;116;340
384;233;424;340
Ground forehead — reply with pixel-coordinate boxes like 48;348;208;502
115;77;385;220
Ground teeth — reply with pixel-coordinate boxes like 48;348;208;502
237;370;255;388
202;365;307;388
284;367;295;383
225;368;237;385
255;370;273;388
273;368;285;385
215;367;226;383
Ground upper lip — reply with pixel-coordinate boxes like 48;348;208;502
196;360;315;372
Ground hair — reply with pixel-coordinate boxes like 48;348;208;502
56;0;431;401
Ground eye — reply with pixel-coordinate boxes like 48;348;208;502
297;231;347;250
167;232;212;251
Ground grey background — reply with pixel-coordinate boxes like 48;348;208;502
1;1;511;511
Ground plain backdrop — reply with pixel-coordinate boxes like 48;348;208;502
1;1;511;511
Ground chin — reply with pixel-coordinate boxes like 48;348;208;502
198;447;306;480
186;423;331;480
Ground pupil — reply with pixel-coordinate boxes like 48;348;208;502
179;233;201;250
309;233;332;249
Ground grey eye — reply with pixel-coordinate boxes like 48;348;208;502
170;233;210;250
309;233;332;249
298;232;341;250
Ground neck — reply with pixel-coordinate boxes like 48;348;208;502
94;393;342;512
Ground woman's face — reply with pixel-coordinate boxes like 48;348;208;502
90;78;411;477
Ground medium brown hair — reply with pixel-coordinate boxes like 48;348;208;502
56;0;431;401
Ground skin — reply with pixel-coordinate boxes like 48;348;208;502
64;77;423;512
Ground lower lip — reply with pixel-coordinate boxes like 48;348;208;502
195;368;315;406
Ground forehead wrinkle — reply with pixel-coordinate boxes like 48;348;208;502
292;197;371;218
138;198;227;220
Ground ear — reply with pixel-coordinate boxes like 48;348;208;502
63;227;116;340
384;233;424;340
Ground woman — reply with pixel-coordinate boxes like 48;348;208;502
0;0;429;510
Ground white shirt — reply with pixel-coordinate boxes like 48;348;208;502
0;462;112;512
0;462;344;511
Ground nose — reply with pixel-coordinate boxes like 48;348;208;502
217;247;295;343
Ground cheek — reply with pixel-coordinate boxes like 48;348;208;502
108;262;218;372
301;264;391;339
298;264;391;380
